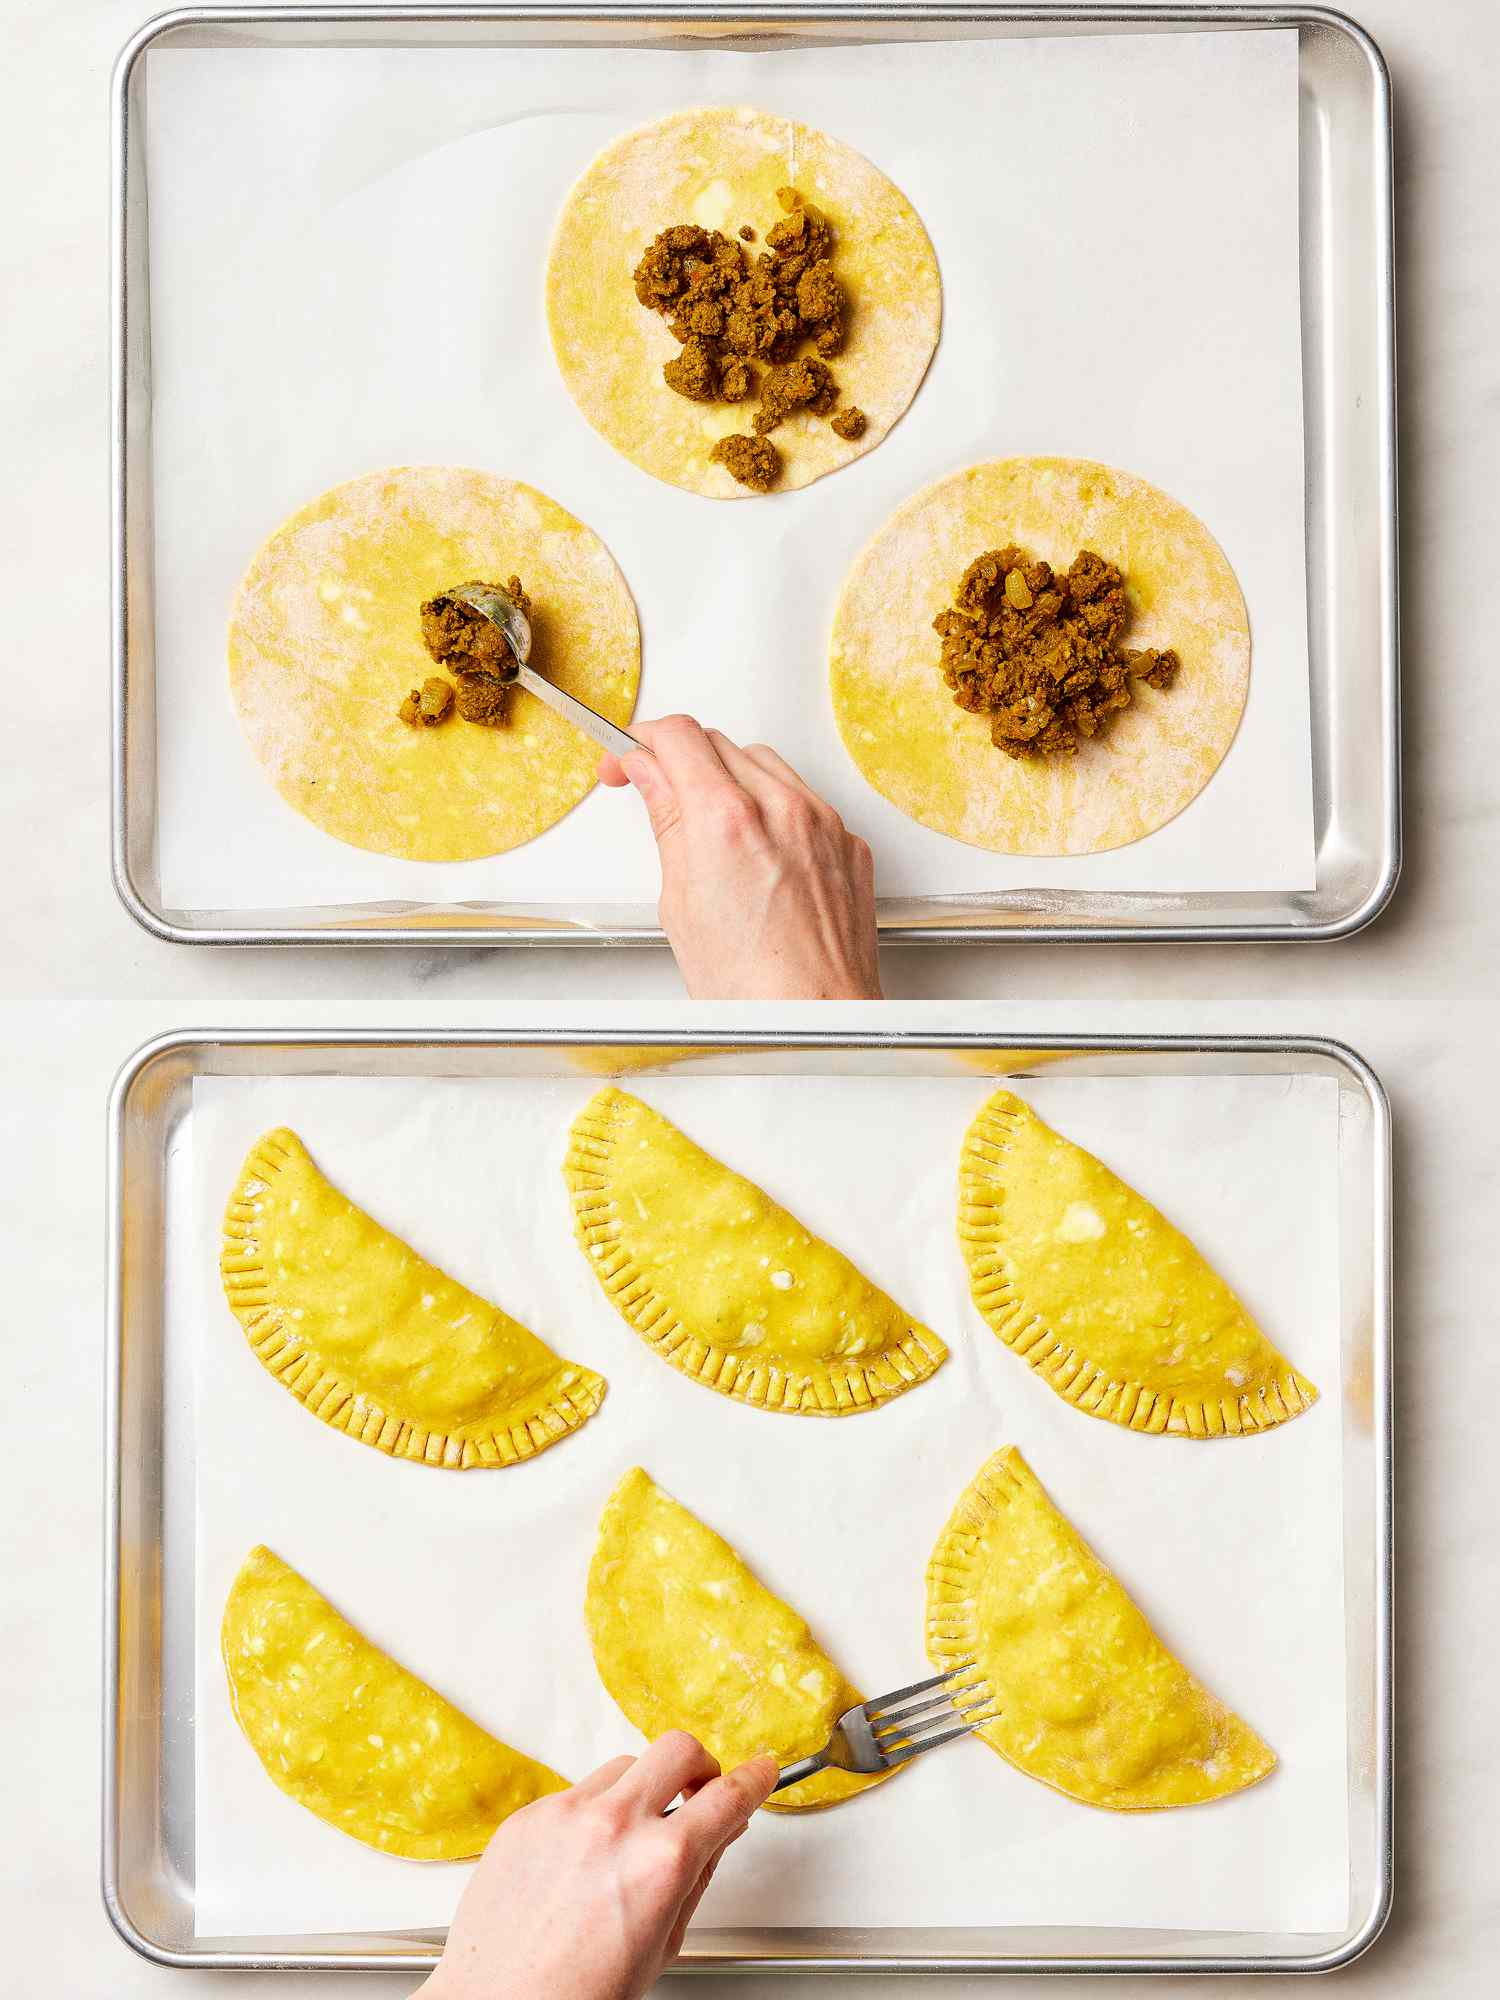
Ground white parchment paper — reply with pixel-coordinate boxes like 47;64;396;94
191;1069;1346;1938
146;30;1314;916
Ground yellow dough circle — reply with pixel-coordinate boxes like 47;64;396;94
587;1469;894;1811
222;1546;568;1858
228;465;641;860
926;1448;1276;1812
546;107;942;498
830;456;1250;854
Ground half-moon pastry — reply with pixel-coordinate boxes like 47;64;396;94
587;1468;894;1811
958;1090;1316;1437
222;1127;605;1467
926;1447;1276;1810
563;1087;945;1414
222;1545;567;1857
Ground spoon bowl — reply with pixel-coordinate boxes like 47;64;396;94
443;582;641;760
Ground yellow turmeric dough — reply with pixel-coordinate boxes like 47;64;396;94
926;1448;1276;1811
227;465;639;859
563;1087;946;1413
958;1090;1317;1437
588;1469;894;1811
221;1128;605;1467
546;107;940;497
222;1546;567;1857
830;457;1249;854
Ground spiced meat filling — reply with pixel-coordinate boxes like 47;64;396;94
632;187;873;490
407;576;534;729
934;547;1179;759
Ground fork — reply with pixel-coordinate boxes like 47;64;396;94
770;1661;997;1794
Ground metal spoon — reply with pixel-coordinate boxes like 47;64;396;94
445;582;642;760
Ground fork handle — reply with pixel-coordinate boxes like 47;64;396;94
770;1754;827;1793
661;1752;822;1816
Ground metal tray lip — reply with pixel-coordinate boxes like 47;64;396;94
107;1020;1391;1065
104;1024;1392;1974
111;0;1399;948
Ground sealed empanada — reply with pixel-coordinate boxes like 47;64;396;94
588;1469;893;1810
926;1448;1276;1810
563;1088;946;1414
222;1128;605;1467
222;1545;567;1856
958;1090;1316;1437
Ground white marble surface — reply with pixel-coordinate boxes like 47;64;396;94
2;0;1497;1992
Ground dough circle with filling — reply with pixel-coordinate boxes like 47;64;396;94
228;465;640;860
830;456;1250;854
546;107;942;497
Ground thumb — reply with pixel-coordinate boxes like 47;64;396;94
673;1753;779;1861
617;749;682;845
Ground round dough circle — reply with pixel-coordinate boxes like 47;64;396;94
228;466;641;861
830;458;1250;856
546;107;941;498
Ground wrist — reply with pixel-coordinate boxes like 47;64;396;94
776;964;883;1002
420;1957;552;2000
415;1963;466;2000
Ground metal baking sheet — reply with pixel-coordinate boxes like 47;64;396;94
110;5;1399;947
103;1029;1393;1973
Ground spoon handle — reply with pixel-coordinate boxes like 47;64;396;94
513;662;642;760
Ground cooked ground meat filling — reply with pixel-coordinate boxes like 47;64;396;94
709;434;780;494
632;187;870;490
397;676;456;728
410;576;534;730
934;547;1180;759
752;355;839;434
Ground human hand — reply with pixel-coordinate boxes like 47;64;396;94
419;1733;778;2000
599;717;882;999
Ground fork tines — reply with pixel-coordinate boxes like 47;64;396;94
866;1660;998;1767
